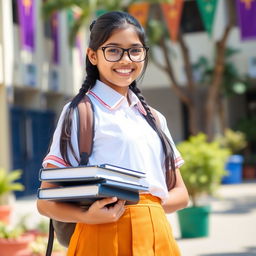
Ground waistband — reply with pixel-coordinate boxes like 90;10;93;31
125;194;162;208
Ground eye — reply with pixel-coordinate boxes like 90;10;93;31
106;47;121;55
130;48;143;55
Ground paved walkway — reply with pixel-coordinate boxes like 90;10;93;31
168;181;256;256
14;181;256;256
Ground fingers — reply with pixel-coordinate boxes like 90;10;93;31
96;197;118;208
109;200;126;220
115;200;126;218
86;197;126;224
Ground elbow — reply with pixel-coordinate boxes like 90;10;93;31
36;199;48;217
180;188;190;210
181;193;190;210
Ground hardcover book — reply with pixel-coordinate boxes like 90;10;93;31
39;164;147;186
37;183;140;206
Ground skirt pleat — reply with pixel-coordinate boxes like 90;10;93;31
117;208;132;255
98;222;118;255
67;194;181;256
130;206;154;256
149;206;172;255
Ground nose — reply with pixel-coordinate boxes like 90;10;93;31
119;50;131;62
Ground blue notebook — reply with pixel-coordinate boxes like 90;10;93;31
37;183;140;206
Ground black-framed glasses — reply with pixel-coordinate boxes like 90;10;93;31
101;46;149;62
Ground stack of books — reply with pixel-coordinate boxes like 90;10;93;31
37;164;149;208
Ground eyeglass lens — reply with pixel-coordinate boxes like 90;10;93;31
103;47;147;62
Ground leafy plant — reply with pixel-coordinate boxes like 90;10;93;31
215;129;247;154
36;219;49;234
177;133;230;206
0;222;24;239
30;236;66;255
0;169;24;205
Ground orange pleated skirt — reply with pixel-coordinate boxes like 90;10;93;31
67;194;181;256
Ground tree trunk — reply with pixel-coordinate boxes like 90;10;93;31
205;0;235;140
217;94;227;134
187;102;199;135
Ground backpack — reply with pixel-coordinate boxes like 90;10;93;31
46;95;94;256
45;95;160;255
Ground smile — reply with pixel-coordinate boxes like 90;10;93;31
114;69;133;75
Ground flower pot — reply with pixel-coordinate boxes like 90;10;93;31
0;233;34;256
0;205;12;224
243;164;256;180
222;155;244;184
177;205;210;238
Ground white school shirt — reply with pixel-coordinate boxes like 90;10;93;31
43;80;184;203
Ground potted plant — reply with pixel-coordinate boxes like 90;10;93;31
242;155;256;180
0;221;34;256
30;235;66;256
0;168;24;224
216;129;247;184
176;133;230;238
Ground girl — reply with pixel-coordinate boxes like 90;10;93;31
37;11;189;256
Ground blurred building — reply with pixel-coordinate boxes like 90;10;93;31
0;0;255;196
0;0;85;196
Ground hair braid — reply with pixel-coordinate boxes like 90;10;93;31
129;81;177;189
60;57;99;165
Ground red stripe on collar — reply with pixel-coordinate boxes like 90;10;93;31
88;91;112;110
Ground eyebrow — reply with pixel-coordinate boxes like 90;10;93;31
104;43;143;47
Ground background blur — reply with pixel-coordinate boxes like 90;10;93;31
0;0;256;255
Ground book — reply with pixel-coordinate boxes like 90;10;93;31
52;178;149;192
39;164;147;186
37;183;139;205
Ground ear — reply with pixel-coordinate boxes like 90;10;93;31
87;48;98;65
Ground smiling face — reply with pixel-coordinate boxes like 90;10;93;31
87;26;146;96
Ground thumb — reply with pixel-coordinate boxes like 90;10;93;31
96;197;118;208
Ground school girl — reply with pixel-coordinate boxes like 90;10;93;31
37;11;189;256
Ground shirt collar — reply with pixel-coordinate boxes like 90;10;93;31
88;80;147;115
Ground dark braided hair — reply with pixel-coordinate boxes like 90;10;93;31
59;11;176;189
129;81;176;189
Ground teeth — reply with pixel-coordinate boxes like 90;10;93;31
115;69;132;74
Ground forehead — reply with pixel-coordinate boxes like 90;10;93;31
103;26;142;47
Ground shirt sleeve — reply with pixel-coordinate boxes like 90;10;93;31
155;109;184;169
42;103;80;168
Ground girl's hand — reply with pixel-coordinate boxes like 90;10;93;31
81;197;126;224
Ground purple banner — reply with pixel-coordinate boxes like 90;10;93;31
51;12;59;64
17;0;35;51
236;0;256;40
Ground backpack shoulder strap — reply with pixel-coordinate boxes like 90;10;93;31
46;95;95;256
77;95;94;165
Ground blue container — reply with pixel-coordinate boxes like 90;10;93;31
222;155;244;184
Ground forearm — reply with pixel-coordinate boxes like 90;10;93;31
37;199;85;223
162;187;189;213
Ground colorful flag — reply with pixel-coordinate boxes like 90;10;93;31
236;0;256;40
51;12;59;64
196;0;218;36
128;2;150;27
17;0;35;52
161;0;184;41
